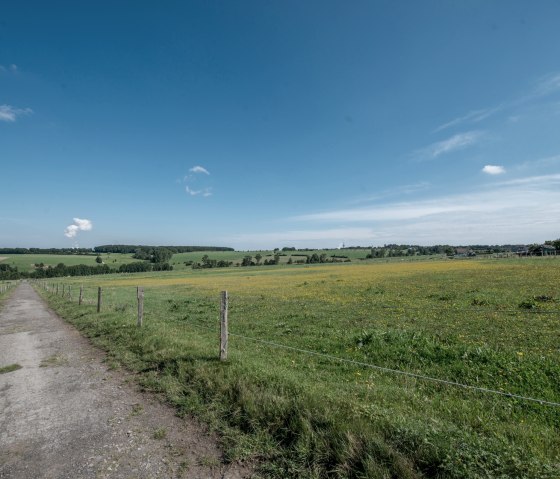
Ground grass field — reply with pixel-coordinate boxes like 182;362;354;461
34;258;560;478
168;250;453;270
0;249;449;273
0;253;140;272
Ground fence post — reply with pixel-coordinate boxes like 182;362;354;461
137;286;144;327
62;284;66;297
220;290;228;361
56;283;59;295
68;286;72;300
79;286;83;305
97;287;102;313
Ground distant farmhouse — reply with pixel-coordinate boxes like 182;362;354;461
454;247;476;258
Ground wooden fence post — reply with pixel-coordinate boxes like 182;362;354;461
56;283;59;295
62;284;66;297
220;290;228;361
97;287;102;313
137;286;144;327
79;286;83;305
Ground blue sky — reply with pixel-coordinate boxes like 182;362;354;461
1;1;560;249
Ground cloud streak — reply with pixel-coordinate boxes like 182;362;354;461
0;105;33;122
284;174;560;245
434;107;501;133
64;218;93;238
415;131;482;160
295;176;560;223
0;64;18;74
533;72;560;97
433;71;560;134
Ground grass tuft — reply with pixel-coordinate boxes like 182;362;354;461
0;363;22;374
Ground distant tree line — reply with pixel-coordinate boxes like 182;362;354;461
0;261;173;280
94;245;234;254
0;263;114;280
236;253;349;267
0;248;94;255
0;245;234;255
132;247;174;263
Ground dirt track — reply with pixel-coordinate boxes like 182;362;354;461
0;282;250;479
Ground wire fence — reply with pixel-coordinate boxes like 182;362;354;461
32;279;560;409
0;281;18;295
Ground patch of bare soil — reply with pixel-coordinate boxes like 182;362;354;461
0;282;252;479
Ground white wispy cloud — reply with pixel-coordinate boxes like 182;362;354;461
189;165;210;175
434;107;501;132
286;174;560;244
0;105;33;122
415;131;482;160
482;165;506;175
225;175;560;248
186;186;212;197
184;165;212;197
64;218;93;238
294;181;552;223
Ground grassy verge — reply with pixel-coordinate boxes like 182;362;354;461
34;260;560;478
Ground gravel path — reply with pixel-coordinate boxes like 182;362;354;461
0;282;251;479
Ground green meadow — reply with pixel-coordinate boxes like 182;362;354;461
168;249;448;270
0;248;449;273
35;258;560;478
0;253;139;272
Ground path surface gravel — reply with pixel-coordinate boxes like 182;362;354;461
0;282;251;479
